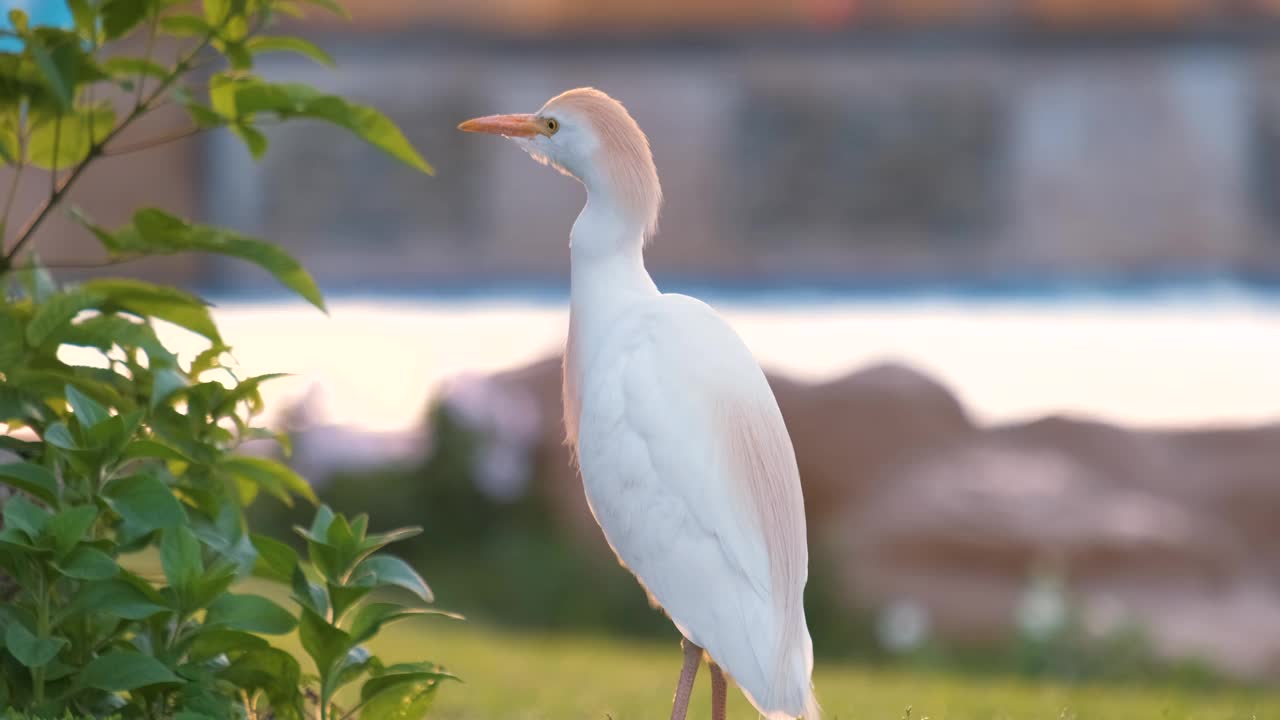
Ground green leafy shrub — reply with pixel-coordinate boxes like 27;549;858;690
0;2;453;718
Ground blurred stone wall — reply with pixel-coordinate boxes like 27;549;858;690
190;36;1280;293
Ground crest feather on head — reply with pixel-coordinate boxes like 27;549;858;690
542;88;663;238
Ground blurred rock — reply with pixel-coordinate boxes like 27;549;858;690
454;353;1280;679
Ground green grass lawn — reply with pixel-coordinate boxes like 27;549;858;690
329;620;1279;720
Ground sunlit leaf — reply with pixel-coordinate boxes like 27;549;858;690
219;456;317;506
27;106;117;169
102;57;170;81
80;279;219;342
89;209;326;311
245;35;334;66
25;289;102;346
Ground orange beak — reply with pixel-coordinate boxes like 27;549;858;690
457;113;539;138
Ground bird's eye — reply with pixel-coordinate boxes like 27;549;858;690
546;118;559;134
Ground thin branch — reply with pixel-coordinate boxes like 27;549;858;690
102;125;205;156
1;24;227;272
49;113;61;196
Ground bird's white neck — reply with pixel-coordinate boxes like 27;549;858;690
569;193;659;330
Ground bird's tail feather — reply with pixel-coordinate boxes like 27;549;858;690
758;610;818;719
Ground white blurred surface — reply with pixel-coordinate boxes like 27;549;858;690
139;297;1279;432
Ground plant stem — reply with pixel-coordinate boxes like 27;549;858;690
102;125;206;156
33;572;49;704
50;113;61;196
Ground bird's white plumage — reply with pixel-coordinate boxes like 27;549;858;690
568;292;815;719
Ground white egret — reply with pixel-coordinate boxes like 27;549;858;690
459;88;818;720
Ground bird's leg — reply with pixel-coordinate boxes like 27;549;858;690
709;662;727;720
670;638;703;720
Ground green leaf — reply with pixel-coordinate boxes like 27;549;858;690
250;533;298;583
359;669;449;720
63;577;168;620
43;421;78;450
55;544;119;580
184;102;227;129
95;209;326;311
104;473;186;531
0;462;58;504
80;278;221;343
290;566;328;617
205;593;297;635
330;645;372;695
5;622;67;668
232;123;267;158
299;605;351;675
159;14;214;38
4;495;49;539
79;651;181;690
0;308;23;371
328;583;371;622
361;661;458;701
68;0;96;39
349;604;458;646
219;456;316;507
213;78;430;174
188;629;268;662
188;558;239;611
208;72;238;117
26;289;102;345
49;312;175;366
7;9;28;34
27;107;117;169
160;525;203;597
103;56;170;80
220;647;303;719
352;555;433;603
46;505;98;557
245;35;334;66
30;36;78;111
306;96;432;174
102;0;153;40
65;383;109;428
151;367;189;406
222;41;254;71
123;439;193;463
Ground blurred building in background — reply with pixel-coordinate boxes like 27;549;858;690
29;0;1280;294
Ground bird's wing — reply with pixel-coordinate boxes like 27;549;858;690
575;293;810;714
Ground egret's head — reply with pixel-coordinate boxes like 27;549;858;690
458;87;662;236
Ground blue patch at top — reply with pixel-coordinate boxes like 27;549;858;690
0;1;75;50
